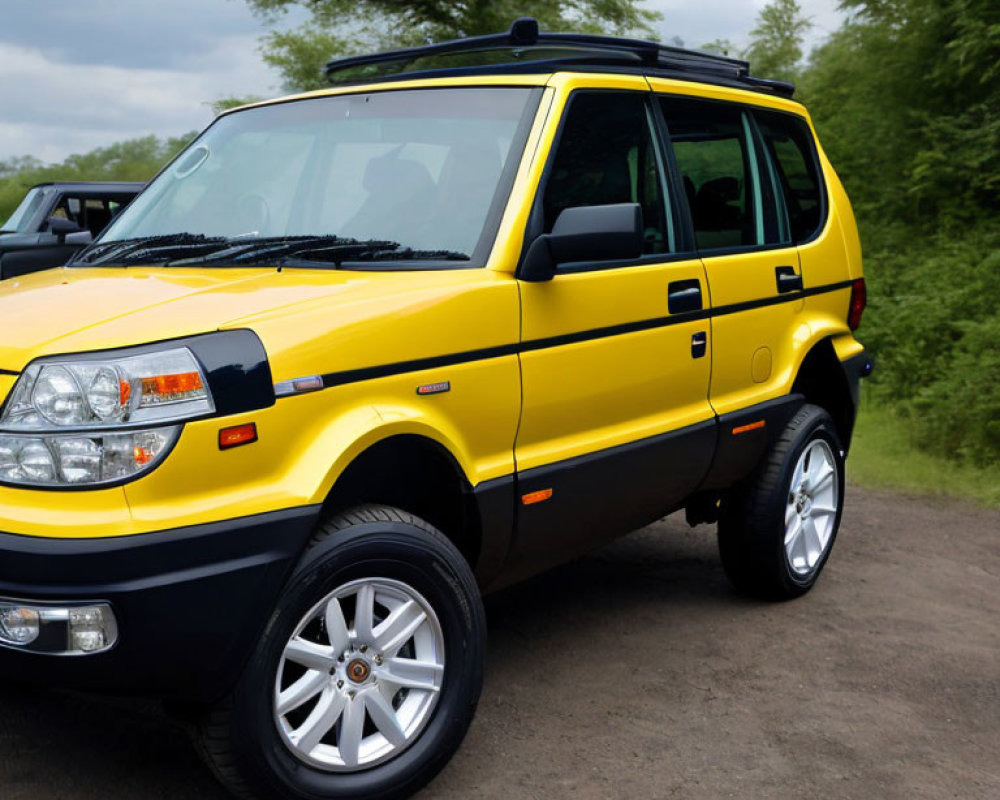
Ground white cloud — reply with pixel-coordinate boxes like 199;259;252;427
0;34;280;162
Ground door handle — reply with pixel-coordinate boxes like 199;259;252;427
775;265;803;294
691;331;707;359
668;279;703;314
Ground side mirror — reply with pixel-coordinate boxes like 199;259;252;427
64;230;94;247
519;203;644;283
47;216;83;242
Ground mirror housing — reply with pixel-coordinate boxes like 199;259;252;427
519;203;644;282
64;230;94;247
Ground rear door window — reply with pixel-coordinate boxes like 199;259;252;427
659;97;767;252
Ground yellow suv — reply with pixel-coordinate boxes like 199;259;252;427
0;19;870;800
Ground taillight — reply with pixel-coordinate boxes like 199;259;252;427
848;278;866;331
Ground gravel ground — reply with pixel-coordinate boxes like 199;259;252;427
1;486;997;800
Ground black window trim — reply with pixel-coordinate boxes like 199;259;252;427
516;87;701;280
658;95;773;255
516;87;829;277
752;105;829;248
654;92;829;256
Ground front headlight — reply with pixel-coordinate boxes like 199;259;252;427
3;347;213;429
0;346;213;488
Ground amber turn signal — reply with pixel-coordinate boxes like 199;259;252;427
521;488;553;505
219;423;258;450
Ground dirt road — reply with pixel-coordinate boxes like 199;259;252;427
1;486;997;799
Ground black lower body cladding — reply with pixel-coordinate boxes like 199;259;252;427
0;506;320;701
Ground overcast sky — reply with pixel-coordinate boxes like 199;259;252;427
0;0;843;164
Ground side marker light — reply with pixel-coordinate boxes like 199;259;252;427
521;488;553;505
219;423;258;450
732;420;766;435
417;381;451;396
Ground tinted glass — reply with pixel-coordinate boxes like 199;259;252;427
100;88;538;265
1;187;52;233
660;97;765;251
545;92;673;255
755;110;824;243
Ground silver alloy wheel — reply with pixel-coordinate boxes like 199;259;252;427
273;577;445;772
784;438;839;577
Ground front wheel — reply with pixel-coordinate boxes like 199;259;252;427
198;505;486;800
718;404;845;599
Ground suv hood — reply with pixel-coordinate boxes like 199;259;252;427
0;266;369;372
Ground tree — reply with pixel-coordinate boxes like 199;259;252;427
208;96;265;116
699;38;738;57
743;0;811;83
0;134;195;223
802;0;1000;221
245;0;662;91
798;0;1000;466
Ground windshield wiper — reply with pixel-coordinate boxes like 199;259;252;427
71;234;470;269
162;236;371;267
72;234;227;266
163;236;469;268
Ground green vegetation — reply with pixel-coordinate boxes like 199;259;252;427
744;0;811;84
849;405;1000;508
798;0;1000;471
0;134;194;224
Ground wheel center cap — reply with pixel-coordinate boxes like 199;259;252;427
796;491;809;514
347;658;371;683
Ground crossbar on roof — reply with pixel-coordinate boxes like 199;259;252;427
323;17;795;98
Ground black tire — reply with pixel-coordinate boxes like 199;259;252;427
196;504;486;800
718;404;845;599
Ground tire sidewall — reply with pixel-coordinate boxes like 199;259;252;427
231;522;484;800
771;410;845;592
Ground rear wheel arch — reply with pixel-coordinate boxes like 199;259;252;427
791;337;856;451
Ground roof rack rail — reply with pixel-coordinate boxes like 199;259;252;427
324;17;795;98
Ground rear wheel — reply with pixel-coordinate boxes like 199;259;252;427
197;505;485;800
718;404;845;599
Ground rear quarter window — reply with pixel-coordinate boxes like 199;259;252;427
754;110;825;243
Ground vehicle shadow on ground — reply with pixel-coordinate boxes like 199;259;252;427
483;520;750;657
485;516;756;680
0;517;746;800
0;686;228;800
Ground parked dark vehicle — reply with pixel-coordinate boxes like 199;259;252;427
0;182;144;279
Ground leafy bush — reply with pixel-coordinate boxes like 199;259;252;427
859;228;1000;466
803;0;1000;468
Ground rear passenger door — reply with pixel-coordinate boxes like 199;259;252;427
509;83;716;582
655;91;804;419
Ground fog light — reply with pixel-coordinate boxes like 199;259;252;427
68;606;117;653
0;600;117;655
0;606;40;646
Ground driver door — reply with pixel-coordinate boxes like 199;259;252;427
507;83;716;582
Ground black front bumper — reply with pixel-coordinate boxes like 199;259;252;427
0;506;320;702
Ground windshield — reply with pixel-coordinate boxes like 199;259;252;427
86;87;540;269
1;186;53;233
